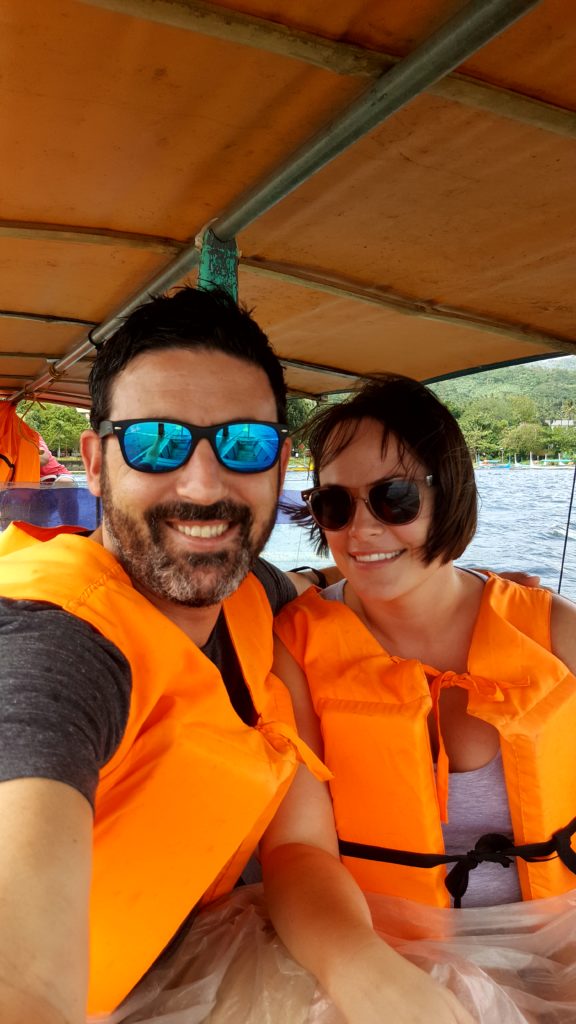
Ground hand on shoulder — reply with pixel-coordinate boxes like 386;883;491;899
286;564;342;595
473;568;542;588
499;569;541;588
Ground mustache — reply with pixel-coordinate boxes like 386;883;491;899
146;500;253;528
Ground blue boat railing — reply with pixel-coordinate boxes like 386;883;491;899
0;485;304;533
0;484;101;532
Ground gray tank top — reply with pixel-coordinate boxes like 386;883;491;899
322;580;522;906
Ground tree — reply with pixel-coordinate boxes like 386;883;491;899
459;424;490;462
500;423;549;459
548;425;576;458
506;394;540;424
440;398;463;420
18;402;89;456
286;398;317;446
559;399;576;421
458;398;507;455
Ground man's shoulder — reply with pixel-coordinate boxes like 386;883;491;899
251;558;297;615
0;596;131;806
0;596;131;706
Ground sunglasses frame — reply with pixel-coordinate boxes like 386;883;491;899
302;475;433;531
98;418;289;474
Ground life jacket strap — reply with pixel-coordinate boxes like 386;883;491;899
0;453;15;481
339;816;576;908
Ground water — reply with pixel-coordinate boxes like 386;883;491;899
63;467;576;600
264;468;576;600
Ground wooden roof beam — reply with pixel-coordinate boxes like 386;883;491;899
0;353;71;360
0;221;183;255
13;0;544;403
82;0;576;139
0;309;97;328
80;0;389;76
241;258;576;354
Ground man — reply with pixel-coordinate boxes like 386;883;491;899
0;286;326;1024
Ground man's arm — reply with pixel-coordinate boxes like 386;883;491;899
285;564;343;595
0;778;92;1024
0;600;131;1023
472;568;541;587
285;564;539;598
550;592;576;672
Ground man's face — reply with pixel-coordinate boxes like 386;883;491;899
82;347;289;609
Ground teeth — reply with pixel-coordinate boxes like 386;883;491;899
354;551;401;563
175;522;229;538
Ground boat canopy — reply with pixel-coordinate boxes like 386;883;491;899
1;0;575;407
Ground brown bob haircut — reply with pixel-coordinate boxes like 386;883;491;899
295;373;477;565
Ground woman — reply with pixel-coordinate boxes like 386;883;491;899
38;434;75;485
261;374;576;1024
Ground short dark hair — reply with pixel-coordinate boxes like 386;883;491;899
297;373;477;565
89;286;287;427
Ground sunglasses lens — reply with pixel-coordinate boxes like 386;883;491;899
309;487;354;530
370;479;421;524
123;421;192;472
214;422;281;473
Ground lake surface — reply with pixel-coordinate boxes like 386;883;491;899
66;466;576;600
264;467;576;600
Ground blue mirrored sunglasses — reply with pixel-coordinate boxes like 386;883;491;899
98;419;289;474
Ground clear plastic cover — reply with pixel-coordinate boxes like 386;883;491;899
91;884;576;1024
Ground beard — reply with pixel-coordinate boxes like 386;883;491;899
100;463;278;607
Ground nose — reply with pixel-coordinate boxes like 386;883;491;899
173;439;228;504
348;495;384;533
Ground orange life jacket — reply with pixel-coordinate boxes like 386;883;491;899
275;575;576;907
0;523;327;1014
0;404;40;482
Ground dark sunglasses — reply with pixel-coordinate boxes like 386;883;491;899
98;418;289;474
302;475;433;531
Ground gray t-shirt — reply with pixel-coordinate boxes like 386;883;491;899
0;557;296;806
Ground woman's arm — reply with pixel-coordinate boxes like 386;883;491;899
262;638;473;1024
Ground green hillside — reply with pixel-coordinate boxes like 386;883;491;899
428;358;576;459
430;360;576;417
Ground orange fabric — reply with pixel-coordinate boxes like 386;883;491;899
275;574;576;907
0;520;86;554
0;405;40;482
0;524;328;1014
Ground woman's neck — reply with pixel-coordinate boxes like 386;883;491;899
345;564;484;671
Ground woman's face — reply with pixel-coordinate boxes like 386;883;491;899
318;418;438;604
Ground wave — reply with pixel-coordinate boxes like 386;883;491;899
550;527;576;540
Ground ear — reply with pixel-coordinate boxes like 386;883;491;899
81;430;103;497
278;436;291;489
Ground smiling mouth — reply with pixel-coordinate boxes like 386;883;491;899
172;522;230;539
353;550;403;563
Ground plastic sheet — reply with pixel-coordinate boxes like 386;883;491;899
90;885;576;1024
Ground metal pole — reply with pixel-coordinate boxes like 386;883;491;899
19;0;541;399
214;0;541;240
558;463;576;594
